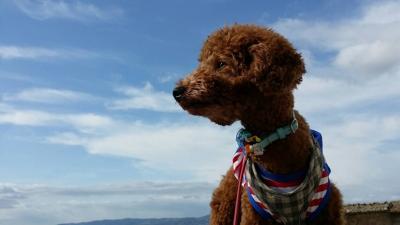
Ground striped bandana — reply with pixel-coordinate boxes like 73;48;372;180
233;129;331;225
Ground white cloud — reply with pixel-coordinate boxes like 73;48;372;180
0;106;113;132
0;185;24;209
63;114;115;134
107;82;181;112
272;1;400;78
14;0;123;22
0;46;58;59
295;70;400;114
360;0;400;24
0;182;213;225
47;120;237;181
2;88;94;103
158;72;181;83
334;41;400;75
0;103;234;181
0;46;99;60
322;115;400;188
0;109;56;126
46;132;86;146
0;103;13;112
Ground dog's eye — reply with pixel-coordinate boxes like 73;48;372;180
216;61;226;69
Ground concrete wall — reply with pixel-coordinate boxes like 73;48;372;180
392;214;400;225
346;212;391;225
346;213;400;225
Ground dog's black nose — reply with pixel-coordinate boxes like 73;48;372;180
173;86;186;102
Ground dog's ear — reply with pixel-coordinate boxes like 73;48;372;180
247;39;305;93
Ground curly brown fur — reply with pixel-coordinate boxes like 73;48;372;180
174;24;344;225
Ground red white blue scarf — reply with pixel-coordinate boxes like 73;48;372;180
233;129;331;224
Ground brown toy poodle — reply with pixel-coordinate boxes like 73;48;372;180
173;24;344;225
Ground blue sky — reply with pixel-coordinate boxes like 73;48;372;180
1;0;400;224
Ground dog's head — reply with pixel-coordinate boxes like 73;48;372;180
173;25;305;125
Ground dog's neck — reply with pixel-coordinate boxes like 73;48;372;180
240;93;296;135
240;93;313;174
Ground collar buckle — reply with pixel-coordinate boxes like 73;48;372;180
250;144;264;155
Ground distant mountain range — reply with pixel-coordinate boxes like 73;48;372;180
59;216;209;225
